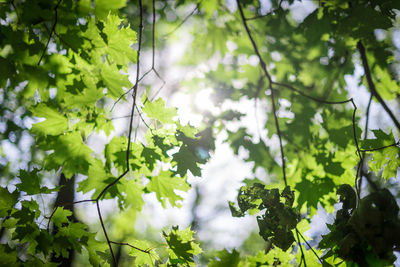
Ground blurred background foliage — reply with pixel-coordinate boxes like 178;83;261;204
0;0;399;266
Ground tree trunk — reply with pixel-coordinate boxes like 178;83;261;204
51;173;76;267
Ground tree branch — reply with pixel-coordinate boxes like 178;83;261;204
163;3;199;37
357;40;400;132
359;141;400;152
95;0;144;264
38;0;63;65
111;0;165;111
236;0;287;186
110;241;151;254
272;81;353;105
295;228;307;267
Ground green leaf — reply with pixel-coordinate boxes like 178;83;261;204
245;249;294;267
16;168;57;195
164;226;202;266
94;0;127;19
104;136;128;170
103;14;137;65
172;145;202;177
0;187;19;217
370;146;400;180
142;98;178;124
229;201;244;217
146;171;190;207
361;129;395;150
0;57;15;88
117;179;144;211
52;207;72;227
101;63;131;99
209;249;240;267
0;244;18;265
129;239;159;266
44;131;94;177
13;200;40;224
295;177;335;210
53;222;88;257
316;152;345;177
141;146;162;170
31;104;68;136
78;158;114;198
63;86;103;108
84;233;109;267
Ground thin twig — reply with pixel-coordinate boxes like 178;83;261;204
152;0;156;67
273;82;353;105
111;0;165;111
10;1;19;22
254;76;265;142
148;69;166;101
357;41;400;132
97;201;116;265
359;141;400;152
94;1;144;264
43;24;78;54
296;228;307;267
356;94;373;197
297;229;323;264
351;100;362;162
245;0;283;20
236;0;287;186
352;99;366;199
135;105;153;133
46;207;58;230
350;99;379;192
237;2;309;264
38;0;63;65
46;198;96;230
111;114;138;121
163;4;199;37
110;241;151;254
95;170;128;202
363;94;373;142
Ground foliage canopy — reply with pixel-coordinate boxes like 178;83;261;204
0;0;400;266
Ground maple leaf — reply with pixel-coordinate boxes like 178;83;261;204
295;177;335;210
94;0;127;19
77;158;114;198
44;131;94;177
52;207;73;228
0;187;19;217
16;168;57;195
116;179;145;211
31;104;68;136
146;171;190;207
164;226;202;266
142;97;178;124
102;14;137;65
129;239;159;266
101;63;131;99
172;145;202;177
209;249;240;267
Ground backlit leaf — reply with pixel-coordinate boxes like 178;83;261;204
146;171;190;207
31;104;68;136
